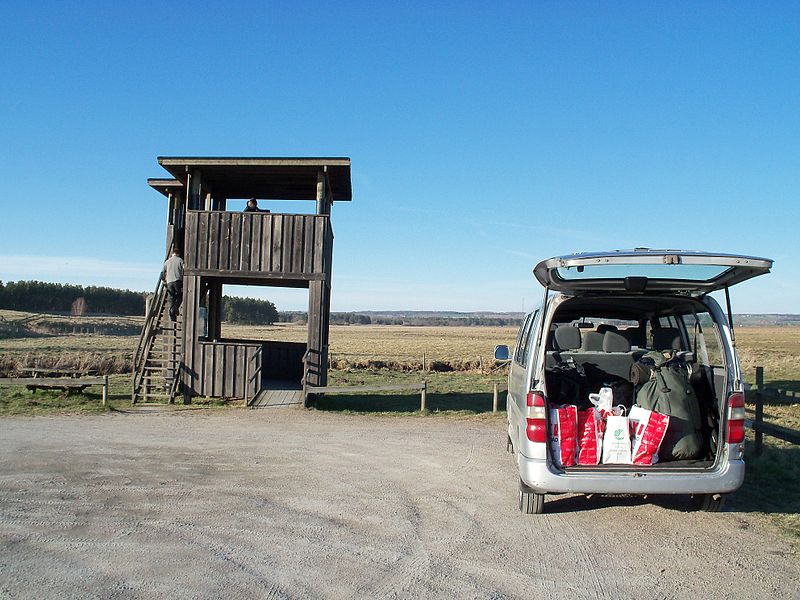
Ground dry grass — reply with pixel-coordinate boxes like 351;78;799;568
0;318;798;382
204;323;800;384
0;335;137;355
222;323;519;371
224;323;518;359
736;326;800;390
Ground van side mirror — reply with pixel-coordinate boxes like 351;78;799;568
494;345;510;361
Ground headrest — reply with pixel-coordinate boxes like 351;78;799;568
603;331;631;353
553;326;582;351
596;324;618;335
653;327;682;351
623;326;646;348
546;324;558;349
581;331;604;351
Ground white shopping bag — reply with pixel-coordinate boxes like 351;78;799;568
602;414;632;464
589;386;614;417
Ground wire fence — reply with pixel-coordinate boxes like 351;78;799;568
749;366;799;455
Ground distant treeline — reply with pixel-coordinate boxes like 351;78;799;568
278;311;523;327
0;281;145;315
0;280;279;325
221;296;278;325
276;312;387;325
2;281;522;327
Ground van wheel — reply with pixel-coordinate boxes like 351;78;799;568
691;493;725;512
519;482;545;514
506;434;513;454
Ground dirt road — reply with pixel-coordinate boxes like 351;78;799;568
0;410;797;599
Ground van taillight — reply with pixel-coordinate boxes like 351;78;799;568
726;392;746;444
526;391;547;443
526;391;545;407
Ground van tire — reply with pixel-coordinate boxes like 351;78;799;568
691;493;725;512
519;482;545;514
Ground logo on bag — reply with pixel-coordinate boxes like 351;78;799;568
614;429;624;440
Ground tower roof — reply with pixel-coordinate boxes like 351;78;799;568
154;157;352;201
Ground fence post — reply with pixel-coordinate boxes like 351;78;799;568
479;355;484;375
420;380;427;413
102;375;109;406
754;366;764;456
493;382;499;413
422;352;426;373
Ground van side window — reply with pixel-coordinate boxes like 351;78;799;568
658;315;679;329
513;314;532;364
515;310;538;365
524;310;541;363
680;313;724;368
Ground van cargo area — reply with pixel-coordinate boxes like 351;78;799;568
506;250;770;513
543;295;726;470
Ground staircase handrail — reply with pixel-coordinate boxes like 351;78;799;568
301;348;311;394
301;344;328;396
131;274;168;401
134;275;166;366
167;362;182;404
246;346;264;407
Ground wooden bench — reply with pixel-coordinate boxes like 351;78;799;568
19;367;98;378
0;376;110;405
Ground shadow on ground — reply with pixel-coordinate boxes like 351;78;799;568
315;392;506;414
542;443;799;520
543;493;691;514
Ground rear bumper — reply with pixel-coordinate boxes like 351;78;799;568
519;455;745;495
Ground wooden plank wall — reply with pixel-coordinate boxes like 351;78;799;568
185;211;330;276
197;342;261;399
306;280;329;386
181;278;261;401
181;275;202;402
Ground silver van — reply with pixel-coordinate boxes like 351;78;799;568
495;250;772;514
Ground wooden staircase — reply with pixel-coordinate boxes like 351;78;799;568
132;278;182;404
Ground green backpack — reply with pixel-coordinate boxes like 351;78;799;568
631;351;704;461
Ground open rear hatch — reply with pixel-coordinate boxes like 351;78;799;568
533;249;772;294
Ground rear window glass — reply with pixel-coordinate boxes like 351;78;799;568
569;318;638;329
556;264;730;281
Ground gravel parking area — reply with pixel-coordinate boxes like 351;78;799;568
0;410;797;599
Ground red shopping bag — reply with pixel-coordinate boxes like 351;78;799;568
550;405;578;467
629;405;670;465
577;408;605;465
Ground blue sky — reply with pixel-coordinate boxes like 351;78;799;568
0;1;798;313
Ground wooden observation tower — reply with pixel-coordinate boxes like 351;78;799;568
132;157;351;407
